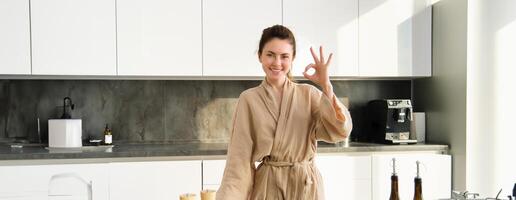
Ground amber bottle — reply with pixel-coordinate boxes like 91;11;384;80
390;158;400;200
413;161;423;200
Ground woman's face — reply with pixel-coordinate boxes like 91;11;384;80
259;38;294;82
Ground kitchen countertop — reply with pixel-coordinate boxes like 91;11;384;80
0;142;449;161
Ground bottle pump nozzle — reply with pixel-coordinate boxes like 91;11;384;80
416;160;421;178
392;158;397;175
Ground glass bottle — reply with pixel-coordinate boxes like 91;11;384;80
413;161;423;200
390;158;400;200
104;124;112;145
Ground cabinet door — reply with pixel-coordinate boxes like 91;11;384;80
202;0;282;77
31;0;116;75
109;160;202;200
283;0;359;77
0;163;109;200
371;154;451;200
0;0;31;75
316;155;372;200
202;159;226;191
117;0;202;76
359;0;432;77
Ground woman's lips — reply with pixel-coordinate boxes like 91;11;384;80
270;68;282;74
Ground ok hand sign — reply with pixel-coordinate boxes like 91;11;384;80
303;46;333;90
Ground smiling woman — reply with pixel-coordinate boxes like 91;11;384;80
216;25;353;200
257;25;297;83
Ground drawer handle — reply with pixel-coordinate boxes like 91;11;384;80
48;173;93;200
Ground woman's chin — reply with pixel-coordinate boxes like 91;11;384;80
267;73;285;81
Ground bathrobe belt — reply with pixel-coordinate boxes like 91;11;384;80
262;157;314;185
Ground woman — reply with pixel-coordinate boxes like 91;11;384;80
216;25;352;200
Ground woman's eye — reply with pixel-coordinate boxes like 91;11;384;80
282;56;289;59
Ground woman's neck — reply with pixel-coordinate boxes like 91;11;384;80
266;76;287;91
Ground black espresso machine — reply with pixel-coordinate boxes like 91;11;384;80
365;99;418;144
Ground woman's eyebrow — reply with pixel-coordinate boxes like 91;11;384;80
267;51;290;56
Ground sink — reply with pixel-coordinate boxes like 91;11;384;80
45;145;115;153
8;143;47;148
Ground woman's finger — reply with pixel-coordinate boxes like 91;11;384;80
303;71;316;81
310;47;320;64
319;46;325;64
326;53;334;66
304;63;313;72
303;70;311;79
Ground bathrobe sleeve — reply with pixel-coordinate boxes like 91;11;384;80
310;85;353;143
216;93;255;200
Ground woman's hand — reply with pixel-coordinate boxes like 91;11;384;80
303;46;334;98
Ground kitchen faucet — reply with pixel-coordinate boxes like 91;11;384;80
61;97;75;119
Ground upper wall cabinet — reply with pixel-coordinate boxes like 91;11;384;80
31;0;117;75
359;0;432;77
202;0;282;77
117;0;202;76
0;0;31;75
284;0;359;77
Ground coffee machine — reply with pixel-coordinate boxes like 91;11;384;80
365;99;417;144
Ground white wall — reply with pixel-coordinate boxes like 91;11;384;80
467;0;516;196
414;0;468;190
417;0;516;195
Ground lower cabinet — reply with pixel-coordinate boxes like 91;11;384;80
0;163;109;200
202;160;226;191
0;153;450;200
108;160;202;200
316;155;372;200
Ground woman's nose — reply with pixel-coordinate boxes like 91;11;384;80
273;56;281;66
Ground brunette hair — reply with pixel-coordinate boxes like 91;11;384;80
258;25;296;81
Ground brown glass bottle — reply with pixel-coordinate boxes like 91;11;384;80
413;161;423;200
389;158;400;200
390;175;400;200
413;177;423;200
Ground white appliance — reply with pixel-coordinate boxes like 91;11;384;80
48;119;82;148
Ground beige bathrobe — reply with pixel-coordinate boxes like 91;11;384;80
216;79;352;200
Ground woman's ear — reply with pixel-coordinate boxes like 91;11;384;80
258;52;262;63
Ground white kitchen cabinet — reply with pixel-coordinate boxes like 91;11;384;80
0;163;109;200
202;159;226;191
30;0;116;75
371;154;451;200
0;0;31;75
117;0;202;76
202;0;282;77
109;160;202;200
283;0;359;77
316;154;371;200
359;0;432;77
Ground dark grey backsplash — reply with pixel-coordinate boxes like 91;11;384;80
0;80;410;143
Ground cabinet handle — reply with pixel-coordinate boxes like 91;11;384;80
48;173;93;200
